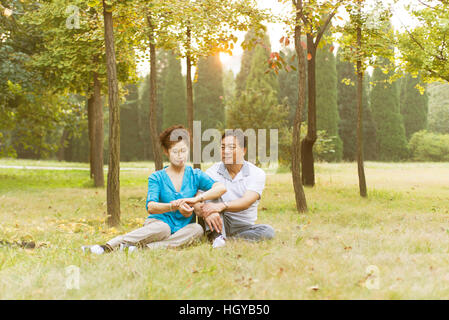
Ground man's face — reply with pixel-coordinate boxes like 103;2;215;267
221;135;246;165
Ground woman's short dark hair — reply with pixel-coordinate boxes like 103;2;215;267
159;125;191;151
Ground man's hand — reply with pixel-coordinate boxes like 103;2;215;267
202;202;226;217
205;212;223;233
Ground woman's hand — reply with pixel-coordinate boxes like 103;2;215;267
182;196;202;206
169;199;184;211
178;202;194;218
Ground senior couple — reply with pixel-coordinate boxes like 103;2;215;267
82;125;274;254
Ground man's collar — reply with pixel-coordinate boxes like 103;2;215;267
217;161;250;180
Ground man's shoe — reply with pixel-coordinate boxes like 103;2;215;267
81;244;105;255
120;243;137;253
212;235;226;249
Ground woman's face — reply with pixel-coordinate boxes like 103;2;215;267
167;140;189;167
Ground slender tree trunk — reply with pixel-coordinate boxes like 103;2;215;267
185;25;201;169
301;34;317;187
92;72;104;187
356;14;367;197
136;100;147;160
147;14;163;171
293;1;308;212
87;93;94;178
103;0;120;226
57;128;69;161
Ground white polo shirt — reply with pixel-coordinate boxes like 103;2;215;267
205;161;266;225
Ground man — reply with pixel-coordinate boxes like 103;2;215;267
194;130;275;247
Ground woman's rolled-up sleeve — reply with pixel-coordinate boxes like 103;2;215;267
195;169;216;192
146;173;160;211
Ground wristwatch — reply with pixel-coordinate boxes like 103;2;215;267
222;201;229;211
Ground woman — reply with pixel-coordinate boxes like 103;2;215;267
82;125;226;254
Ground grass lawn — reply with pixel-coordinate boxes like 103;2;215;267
1;160;449;299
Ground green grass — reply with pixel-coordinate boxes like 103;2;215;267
1;160;449;299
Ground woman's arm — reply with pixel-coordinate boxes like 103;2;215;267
184;182;226;206
147;200;185;215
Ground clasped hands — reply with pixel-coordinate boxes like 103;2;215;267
169;196;203;218
170;197;225;233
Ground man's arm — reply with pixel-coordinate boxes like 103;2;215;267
201;190;260;217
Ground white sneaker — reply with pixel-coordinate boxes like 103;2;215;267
212;235;226;248
81;245;105;255
120;243;137;253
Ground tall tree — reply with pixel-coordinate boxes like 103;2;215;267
146;12;163;171
26;0;136;186
102;0;120;226
297;0;343;186
194;54;225;130
337;49;377;161
315;40;343;162
274;0;309;212
291;0;308;212
167;0;267;168
162;51;187;128
337;0;394;196
399;73;428;140
235;29;271;97
370;60;409;161
227;45;289;164
427;82;449;134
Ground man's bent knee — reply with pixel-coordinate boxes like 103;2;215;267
260;224;275;240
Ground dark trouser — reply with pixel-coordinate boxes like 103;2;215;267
207;213;275;242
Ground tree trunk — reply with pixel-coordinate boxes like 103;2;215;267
136;99;147;160
57;128;69;161
292;0;308;213
92;72;104;187
185;25;201;169
301;34;317;187
356;16;367;197
87;93;94;178
103;0;120;227
147;14;163;171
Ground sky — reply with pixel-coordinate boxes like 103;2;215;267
137;0;422;77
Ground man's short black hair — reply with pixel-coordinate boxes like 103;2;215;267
221;129;248;149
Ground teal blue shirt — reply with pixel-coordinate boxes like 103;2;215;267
145;166;216;234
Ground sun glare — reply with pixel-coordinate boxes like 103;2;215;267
219;52;233;64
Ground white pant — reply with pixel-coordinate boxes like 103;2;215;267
107;218;204;249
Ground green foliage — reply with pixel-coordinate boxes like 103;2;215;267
427;82;449;134
370;61;409;161
278;125;339;168
336;51;377;161
316;42;342;162
408;130;449;162
226;44;288;164
235;29;271;97
194;54;225;130
399;73;428;140
120;84;143;162
397;1;449;83
162;51;187;128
